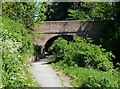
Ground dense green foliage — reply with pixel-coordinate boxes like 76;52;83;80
1;2;47;88
49;59;119;88
1;2;119;88
1;17;38;87
68;2;113;20
67;9;91;20
48;36;119;88
44;2;79;21
44;2;114;21
2;2;46;31
44;2;120;64
67;2;120;65
49;37;114;71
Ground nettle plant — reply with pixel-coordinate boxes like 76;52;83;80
49;36;115;71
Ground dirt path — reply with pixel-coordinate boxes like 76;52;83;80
29;55;73;87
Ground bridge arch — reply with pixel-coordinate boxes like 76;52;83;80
45;35;73;53
34;20;112;55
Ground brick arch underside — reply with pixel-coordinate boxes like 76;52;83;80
44;34;75;52
35;33;76;46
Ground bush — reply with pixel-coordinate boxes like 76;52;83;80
49;36;114;71
1;17;37;87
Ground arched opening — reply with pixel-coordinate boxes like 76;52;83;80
45;35;73;54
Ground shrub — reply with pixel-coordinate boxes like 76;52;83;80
49;36;114;71
49;37;68;60
1;17;37;87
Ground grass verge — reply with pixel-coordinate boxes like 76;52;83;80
48;58;119;88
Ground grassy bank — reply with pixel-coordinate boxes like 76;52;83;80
1;17;38;88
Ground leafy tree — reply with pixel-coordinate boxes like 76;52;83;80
44;2;79;21
67;2;113;20
2;2;46;31
95;2;120;51
67;9;91;20
67;2;120;65
43;2;114;21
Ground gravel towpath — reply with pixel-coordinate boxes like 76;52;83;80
29;55;73;87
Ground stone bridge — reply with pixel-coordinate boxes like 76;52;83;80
34;20;109;52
